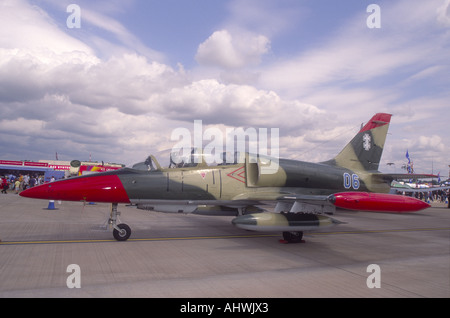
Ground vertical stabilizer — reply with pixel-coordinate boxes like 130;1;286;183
325;113;392;172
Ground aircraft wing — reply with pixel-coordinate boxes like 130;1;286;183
274;194;335;214
232;192;335;214
132;199;265;215
133;193;334;215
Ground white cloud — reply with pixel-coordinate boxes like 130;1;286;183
79;7;166;61
0;49;184;110
152;79;324;132
0;0;93;55
196;30;270;69
414;135;445;152
437;0;450;26
260;31;431;98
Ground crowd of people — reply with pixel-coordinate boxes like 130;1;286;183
418;189;449;203
1;173;45;194
396;188;450;203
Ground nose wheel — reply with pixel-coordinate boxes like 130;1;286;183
113;223;131;241
110;203;132;241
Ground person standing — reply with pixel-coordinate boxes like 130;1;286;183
1;177;8;194
15;179;21;194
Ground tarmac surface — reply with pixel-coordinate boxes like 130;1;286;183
0;191;449;298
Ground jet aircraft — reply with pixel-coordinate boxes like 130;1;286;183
20;113;433;243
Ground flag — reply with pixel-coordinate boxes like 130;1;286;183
56;152;58;160
405;150;412;173
437;172;441;183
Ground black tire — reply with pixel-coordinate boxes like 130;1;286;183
282;231;303;243
113;223;131;241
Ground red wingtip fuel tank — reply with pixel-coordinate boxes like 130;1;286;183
19;174;131;204
329;192;430;213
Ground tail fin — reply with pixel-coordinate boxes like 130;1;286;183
325;113;392;172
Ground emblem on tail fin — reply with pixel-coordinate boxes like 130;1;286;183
363;133;372;151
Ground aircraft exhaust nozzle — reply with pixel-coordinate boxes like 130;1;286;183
232;212;342;232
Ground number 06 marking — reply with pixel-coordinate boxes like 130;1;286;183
343;173;360;190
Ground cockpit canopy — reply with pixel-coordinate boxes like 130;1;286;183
131;148;246;171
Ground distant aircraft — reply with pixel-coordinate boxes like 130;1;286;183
20;113;434;243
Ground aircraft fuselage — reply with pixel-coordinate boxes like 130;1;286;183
111;158;388;204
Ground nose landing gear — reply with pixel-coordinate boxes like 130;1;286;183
109;203;131;241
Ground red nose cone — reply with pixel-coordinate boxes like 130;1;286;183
20;174;130;204
330;192;430;213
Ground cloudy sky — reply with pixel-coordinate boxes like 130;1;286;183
1;0;449;177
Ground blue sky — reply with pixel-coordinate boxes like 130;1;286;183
37;0;373;66
127;1;229;64
1;0;449;177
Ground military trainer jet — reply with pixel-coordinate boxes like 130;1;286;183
20;113;433;243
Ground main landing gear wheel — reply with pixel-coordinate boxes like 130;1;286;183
113;223;131;241
282;231;304;243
